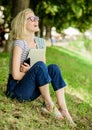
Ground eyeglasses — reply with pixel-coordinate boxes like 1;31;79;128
27;16;39;22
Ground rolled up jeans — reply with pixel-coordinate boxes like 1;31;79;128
6;61;66;101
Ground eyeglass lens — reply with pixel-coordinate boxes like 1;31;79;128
27;16;39;22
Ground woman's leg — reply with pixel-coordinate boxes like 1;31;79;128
14;61;51;101
39;84;54;108
48;64;76;125
39;83;63;119
56;88;76;125
13;61;62;119
32;62;63;119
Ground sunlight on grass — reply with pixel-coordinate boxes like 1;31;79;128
55;46;92;65
47;46;92;129
66;86;92;107
0;48;92;130
52;46;92;106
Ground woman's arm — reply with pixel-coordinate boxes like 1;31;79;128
12;45;29;80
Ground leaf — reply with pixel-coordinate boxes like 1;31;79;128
71;3;82;18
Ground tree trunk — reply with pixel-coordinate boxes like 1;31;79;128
11;0;30;18
39;18;44;37
4;0;30;52
45;26;51;40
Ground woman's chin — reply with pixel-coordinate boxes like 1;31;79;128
35;28;40;32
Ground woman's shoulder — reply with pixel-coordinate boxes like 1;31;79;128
13;39;25;49
14;39;24;44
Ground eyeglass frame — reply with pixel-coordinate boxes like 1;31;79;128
27;16;39;22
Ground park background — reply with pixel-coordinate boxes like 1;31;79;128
0;0;92;130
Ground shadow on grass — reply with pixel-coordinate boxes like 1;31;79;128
65;93;92;130
0;84;92;130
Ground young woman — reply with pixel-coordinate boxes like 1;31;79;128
6;8;76;125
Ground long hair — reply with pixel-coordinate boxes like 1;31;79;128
10;8;34;40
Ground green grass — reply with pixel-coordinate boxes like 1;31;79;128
0;46;92;130
68;36;92;54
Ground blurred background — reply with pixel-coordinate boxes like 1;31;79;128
0;1;92;130
0;0;92;59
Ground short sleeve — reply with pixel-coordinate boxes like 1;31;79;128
13;40;24;49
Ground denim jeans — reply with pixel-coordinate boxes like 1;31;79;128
6;61;66;101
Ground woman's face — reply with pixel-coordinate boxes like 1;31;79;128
25;12;39;33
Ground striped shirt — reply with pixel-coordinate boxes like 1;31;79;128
9;37;46;74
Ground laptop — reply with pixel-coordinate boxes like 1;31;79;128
28;49;45;67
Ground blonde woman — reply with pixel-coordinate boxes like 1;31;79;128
6;8;76;125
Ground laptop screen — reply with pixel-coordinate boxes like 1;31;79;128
28;49;45;67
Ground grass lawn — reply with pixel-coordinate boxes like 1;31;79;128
0;46;92;130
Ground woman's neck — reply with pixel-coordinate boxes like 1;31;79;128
25;33;35;43
25;33;37;49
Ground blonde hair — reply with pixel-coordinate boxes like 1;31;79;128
10;8;34;40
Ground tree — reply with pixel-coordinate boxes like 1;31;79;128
1;0;92;47
53;0;92;32
11;0;30;18
4;0;30;52
33;1;59;39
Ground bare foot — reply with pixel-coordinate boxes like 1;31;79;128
51;106;64;120
59;108;76;126
42;103;63;120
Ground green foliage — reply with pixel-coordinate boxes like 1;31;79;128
71;3;82;18
43;1;58;16
1;0;92;33
0;0;12;23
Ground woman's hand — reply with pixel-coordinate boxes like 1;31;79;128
20;63;30;73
